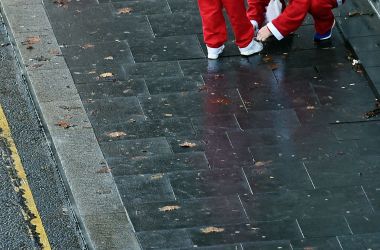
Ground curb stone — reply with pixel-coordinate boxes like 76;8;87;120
0;0;141;249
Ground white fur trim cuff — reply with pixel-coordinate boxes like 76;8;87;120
267;22;284;40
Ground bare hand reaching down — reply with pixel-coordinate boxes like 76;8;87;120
256;25;273;42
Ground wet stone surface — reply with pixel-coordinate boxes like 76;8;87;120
44;0;380;248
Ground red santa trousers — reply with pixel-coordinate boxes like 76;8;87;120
247;0;343;39
197;0;254;48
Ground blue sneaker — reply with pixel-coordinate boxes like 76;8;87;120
314;20;335;42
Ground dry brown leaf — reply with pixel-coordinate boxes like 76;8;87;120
200;227;225;234
179;141;196;148
107;131;127;138
159;205;180;212
254;160;272;167
54;0;71;8
99;72;114;78
117;7;133;14
150;174;164;180
55;120;73;129
210;97;232;105
22;36;40;46
81;43;95;49
49;49;62;56
96;167;111;173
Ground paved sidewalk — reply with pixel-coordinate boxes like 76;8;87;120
8;0;380;248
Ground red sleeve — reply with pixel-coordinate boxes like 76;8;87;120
247;0;271;27
269;0;311;39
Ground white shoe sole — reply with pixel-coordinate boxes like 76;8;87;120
207;45;225;60
239;40;263;56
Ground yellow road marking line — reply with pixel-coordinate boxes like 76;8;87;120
0;105;51;249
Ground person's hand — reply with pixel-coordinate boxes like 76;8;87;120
256;25;273;42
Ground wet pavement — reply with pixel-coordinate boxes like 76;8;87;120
42;0;380;249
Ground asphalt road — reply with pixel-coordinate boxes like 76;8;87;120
0;18;84;249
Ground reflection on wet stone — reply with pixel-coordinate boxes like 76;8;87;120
43;0;380;247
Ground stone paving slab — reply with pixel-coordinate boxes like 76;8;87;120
3;0;380;249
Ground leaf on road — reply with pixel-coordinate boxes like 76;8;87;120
55;120;74;129
96;167;111;173
99;72;114;78
200;227;225;234
104;56;114;60
107;131;127;138
54;0;71;8
150;173;164;180
117;7;133;14
210;97;232;105
81;43;95;49
254;160;272;167
159;205;180;212
179;141;196;148
21;36;40;47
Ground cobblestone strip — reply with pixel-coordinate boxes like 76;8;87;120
0;0;141;249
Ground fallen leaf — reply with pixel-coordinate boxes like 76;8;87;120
55;120;74;129
254;160;272;167
96;167;111;173
21;36;40;46
159;205;180;212
117;7;133;14
179;141;197;148
364;101;380;119
81;43;95;49
53;0;71;8
200;227;225;234
104;56;114;60
49;49;62;56
348;10;374;17
306;106;316;110
99;72;114;78
150;173;164;180
164;113;173;117
107;131;127;138
210;97;232;105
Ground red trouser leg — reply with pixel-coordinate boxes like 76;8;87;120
246;0;271;28
310;0;337;34
246;0;286;28
197;0;227;48
222;0;254;48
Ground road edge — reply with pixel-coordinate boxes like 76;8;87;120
0;1;141;249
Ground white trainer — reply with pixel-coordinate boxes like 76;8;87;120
207;45;225;60
239;39;263;56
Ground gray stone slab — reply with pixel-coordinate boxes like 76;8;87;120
26;68;79;103
83;213;140;250
1;4;51;33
